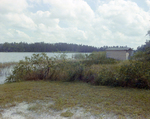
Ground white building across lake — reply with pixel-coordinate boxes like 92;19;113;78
106;47;134;60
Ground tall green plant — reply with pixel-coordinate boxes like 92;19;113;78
5;53;58;82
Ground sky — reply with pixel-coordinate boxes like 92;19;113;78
0;0;150;49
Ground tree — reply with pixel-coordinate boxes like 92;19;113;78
135;30;150;61
146;30;150;37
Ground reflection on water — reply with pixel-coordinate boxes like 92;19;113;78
0;66;14;84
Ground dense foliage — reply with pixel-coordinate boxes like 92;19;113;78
0;42;105;52
0;42;130;52
137;40;150;52
132;40;150;61
5;52;150;89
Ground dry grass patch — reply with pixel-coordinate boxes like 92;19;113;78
0;62;17;68
0;81;150;118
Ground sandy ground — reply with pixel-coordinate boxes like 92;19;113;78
1;102;96;119
0;102;122;119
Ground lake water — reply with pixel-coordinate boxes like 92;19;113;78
0;52;90;63
0;52;90;84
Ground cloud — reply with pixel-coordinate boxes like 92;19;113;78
0;27;32;43
43;0;95;24
0;0;28;13
31;11;59;27
94;0;150;47
5;13;37;30
146;0;150;7
8;29;30;39
26;0;95;44
0;0;150;49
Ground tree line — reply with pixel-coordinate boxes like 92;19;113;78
137;40;150;52
137;30;150;52
0;42;131;52
0;42;104;52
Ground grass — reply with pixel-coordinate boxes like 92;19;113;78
0;81;150;118
60;111;74;117
0;62;17;68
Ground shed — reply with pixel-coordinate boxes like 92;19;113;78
106;47;134;60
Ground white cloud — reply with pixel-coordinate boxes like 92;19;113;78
5;13;37;30
31;11;59;27
0;0;150;49
36;11;51;17
0;0;28;13
146;0;150;7
0;27;32;43
93;0;150;48
8;29;30;39
43;0;95;23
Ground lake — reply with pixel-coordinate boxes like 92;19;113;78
0;52;90;63
0;52;90;84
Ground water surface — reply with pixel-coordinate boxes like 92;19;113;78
0;52;86;63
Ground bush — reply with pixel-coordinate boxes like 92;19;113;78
82;68;97;83
65;62;84;82
73;53;86;60
5;53;59;82
87;52;106;60
92;66;119;86
92;61;150;89
5;53;150;89
131;51;146;61
118;61;150;89
132;47;150;61
82;52;117;66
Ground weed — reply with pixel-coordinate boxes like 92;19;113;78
60;111;73;117
27;104;41;111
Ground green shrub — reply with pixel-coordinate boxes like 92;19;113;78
82;52;117;66
73;53;86;60
82;68;97;83
131;51;146;61
5;53;150;89
65;62;84;82
87;52;106;60
118;61;150;89
5;53;58;82
91;61;150;89
92;66;119;86
132;47;150;61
